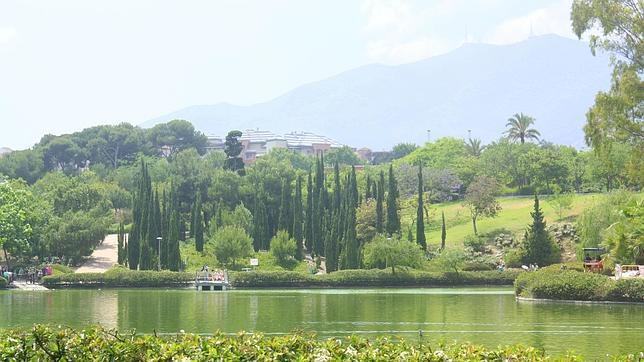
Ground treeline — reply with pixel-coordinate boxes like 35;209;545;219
0;120;207;183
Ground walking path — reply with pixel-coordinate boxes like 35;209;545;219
75;234;118;273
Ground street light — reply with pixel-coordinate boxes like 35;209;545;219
156;237;163;271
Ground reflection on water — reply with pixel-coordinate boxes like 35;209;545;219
0;288;642;358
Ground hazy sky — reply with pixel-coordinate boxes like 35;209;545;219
0;0;577;150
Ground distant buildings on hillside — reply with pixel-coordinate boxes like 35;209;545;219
206;129;343;164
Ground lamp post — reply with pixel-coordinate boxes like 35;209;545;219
156;237;163;271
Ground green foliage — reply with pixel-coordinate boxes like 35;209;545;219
362;235;424;274
505;113;540;144
223;130;245;175
0;276;6;288
0;182;34;266
440;211;447;250
385;164;400;235
42;266;193;288
416;165;426;250
270;230;297;266
515;266;643;303
323;145;363;165
605;198;644;264
193;193;204;252
232;269;521;288
547;191;575;221
211;226;253;268
0;325;602;361
522;195;559;266
434;248;466;275
463;175;501;235
390;142;418;160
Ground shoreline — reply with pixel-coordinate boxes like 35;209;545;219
516;296;644;305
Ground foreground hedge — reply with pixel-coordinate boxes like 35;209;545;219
515;266;644;303
1;325;635;361
231;269;522;288
42;268;193;288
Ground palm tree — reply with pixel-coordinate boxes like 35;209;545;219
465;138;485;157
505;113;540;144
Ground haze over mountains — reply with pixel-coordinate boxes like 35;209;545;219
144;35;611;150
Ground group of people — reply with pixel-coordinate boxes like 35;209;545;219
1;265;53;284
584;254;603;272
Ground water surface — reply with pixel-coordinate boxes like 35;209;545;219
1;287;642;358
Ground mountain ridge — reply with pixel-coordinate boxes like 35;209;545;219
143;34;611;149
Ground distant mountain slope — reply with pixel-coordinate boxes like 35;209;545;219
144;35;611;149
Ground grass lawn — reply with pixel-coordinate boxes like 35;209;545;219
400;193;606;249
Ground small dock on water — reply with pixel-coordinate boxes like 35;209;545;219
12;282;49;291
195;269;230;291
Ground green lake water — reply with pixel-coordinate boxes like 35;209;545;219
1;287;642;358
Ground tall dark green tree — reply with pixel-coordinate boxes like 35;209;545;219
117;222;126;265
278;179;293;235
385;164;401;235
128;159;152;270
376;171;385;233
223;130;245;175
292;175;304;260
193;193;204;252
344;174;359;269
304;171;314;254
416;165;426;250
365;175;372;200
522;195;558;266
441;211;447;250
252;196;269;251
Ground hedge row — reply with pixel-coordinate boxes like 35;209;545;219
0;325;621;361
515;266;644;303
230;269;522;288
42;267;193;288
42;268;521;289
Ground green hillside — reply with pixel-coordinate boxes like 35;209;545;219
401;193;603;249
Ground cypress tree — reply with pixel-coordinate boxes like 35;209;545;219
385;164;401;235
293;175;304;260
128;159;149;269
167;188;181;271
117;222;125;265
194;193;204;252
416;165;427;250
304;171;314;254
523;194;558;266
314;187;325;256
376;171;385;233
441;211;447;250
278;179;293;235
365;175;372;200
344;184;359;270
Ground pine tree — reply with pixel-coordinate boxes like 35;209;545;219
304;171;314;254
523;194;558;266
194;193;204;252
416;165;427;250
376;171;385;233
385;164;401;235
441;211;447;250
292;175;304;260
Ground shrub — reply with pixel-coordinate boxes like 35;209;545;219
231;269;521;288
0;276;6;288
433;248;466;275
514;265;644;303
50;264;74;275
42;267;193;288
269;230;297;266
0;325;604;361
504;249;525;268
463;234;486;253
211;226;253;268
362;235;425;274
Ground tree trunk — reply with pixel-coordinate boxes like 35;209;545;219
472;217;478;235
3;246;10;270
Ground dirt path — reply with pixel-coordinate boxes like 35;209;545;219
76;234;118;273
